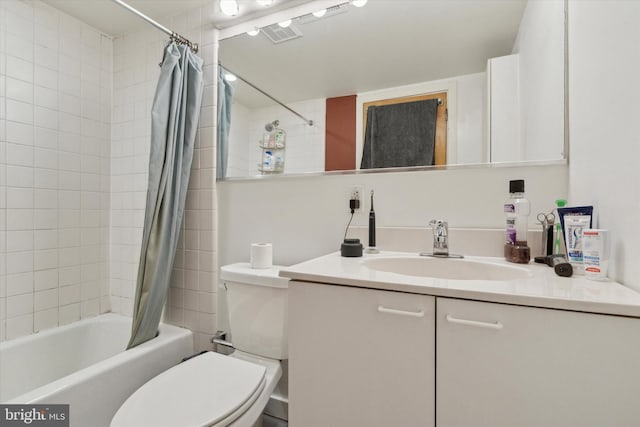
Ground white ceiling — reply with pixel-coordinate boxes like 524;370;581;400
220;0;528;107
41;0;309;37
40;0;529;109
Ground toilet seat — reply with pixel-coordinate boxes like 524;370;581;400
111;352;266;427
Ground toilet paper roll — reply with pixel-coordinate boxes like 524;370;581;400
250;243;273;269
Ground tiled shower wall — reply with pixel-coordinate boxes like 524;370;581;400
110;5;218;351
0;0;112;341
1;0;218;348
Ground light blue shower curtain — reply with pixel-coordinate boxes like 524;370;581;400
128;43;204;349
216;68;234;179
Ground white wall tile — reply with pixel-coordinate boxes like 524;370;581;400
35;25;58;51
34;168;57;189
35;229;57;250
34;249;57;271
7;230;33;253
34;288;58;311
34;106;58;130
59;93;80;115
34;148;58;170
6;55;33;83
7;143;33;166
59;266;81;286
58;303;80;325
58;210;79;229
34;269;58;291
7;209;34;230
34;308;58;332
7;292;33;317
35;86;58;110
59;54;80;78
2;0;114;342
35;66;58;90
7;187;33;209
34;189;57;209
6;314;33;340
6;121;33;146
6;272;33;297
6;77;33;103
34;209;57;230
6;10;33;41
6;251;34;275
35;45;58;70
34;127;58;150
59;283;80;305
6;99;33;125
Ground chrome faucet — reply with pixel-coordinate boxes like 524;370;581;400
420;219;463;258
430;219;449;256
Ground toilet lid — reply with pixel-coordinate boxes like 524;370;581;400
111;352;266;427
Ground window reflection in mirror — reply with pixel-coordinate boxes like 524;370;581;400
218;0;565;179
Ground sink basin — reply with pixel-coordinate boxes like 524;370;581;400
362;256;532;281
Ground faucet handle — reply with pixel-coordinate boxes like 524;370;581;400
429;219;448;232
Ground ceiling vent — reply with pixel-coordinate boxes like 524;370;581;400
261;23;303;44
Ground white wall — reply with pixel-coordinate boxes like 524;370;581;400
228;97;325;177
355;73;486;167
514;0;565;162
227;101;251;177
110;5;218;350
218;163;568;267
455;73;486;164
227;72;486;177
0;0;111;341
247;98;325;175
568;1;640;291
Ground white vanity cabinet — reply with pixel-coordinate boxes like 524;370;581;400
436;297;640;427
289;281;436;427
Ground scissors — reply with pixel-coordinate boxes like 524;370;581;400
537;212;555;227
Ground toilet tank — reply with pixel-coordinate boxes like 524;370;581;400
220;263;289;360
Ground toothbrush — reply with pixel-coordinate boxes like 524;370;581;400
368;190;376;249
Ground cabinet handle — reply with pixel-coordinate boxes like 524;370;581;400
445;314;503;330
377;305;425;318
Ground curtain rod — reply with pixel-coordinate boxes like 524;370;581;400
220;64;314;127
111;0;198;53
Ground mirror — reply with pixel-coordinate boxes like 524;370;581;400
218;0;565;179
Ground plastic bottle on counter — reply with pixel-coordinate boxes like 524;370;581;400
504;179;531;263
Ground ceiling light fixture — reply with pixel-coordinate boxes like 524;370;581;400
224;73;237;82
220;0;239;16
278;19;292;28
312;9;327;18
352;0;368;7
256;0;273;6
247;28;260;36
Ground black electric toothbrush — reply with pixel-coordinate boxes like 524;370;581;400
366;190;379;253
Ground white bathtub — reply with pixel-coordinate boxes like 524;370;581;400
0;313;194;427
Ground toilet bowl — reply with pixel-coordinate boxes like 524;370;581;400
111;263;289;427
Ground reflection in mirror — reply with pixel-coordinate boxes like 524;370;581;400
218;0;565;179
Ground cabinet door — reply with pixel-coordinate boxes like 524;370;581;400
437;297;640;427
289;281;435;427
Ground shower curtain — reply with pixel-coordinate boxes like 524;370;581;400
216;68;234;179
128;42;204;349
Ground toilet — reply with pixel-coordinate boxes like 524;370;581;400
111;263;289;427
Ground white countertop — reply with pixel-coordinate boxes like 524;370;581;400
279;251;640;317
